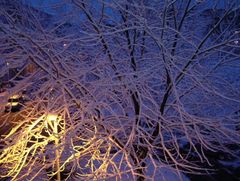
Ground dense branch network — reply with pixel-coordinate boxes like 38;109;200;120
0;0;239;180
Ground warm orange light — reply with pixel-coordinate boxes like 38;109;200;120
7;102;19;106
45;113;61;181
10;94;21;99
0;112;114;180
46;114;58;122
0;113;65;180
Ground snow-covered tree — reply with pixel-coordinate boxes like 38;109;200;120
0;0;239;180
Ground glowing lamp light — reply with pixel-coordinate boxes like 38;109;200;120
10;94;21;99
46;114;58;122
0;112;64;181
44;113;60;134
7;102;19;106
45;113;61;181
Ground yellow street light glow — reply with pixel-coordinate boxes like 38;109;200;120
10;94;21;99
7;102;19;106
0;113;114;180
46;114;58;122
45;113;61;181
0;113;64;181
